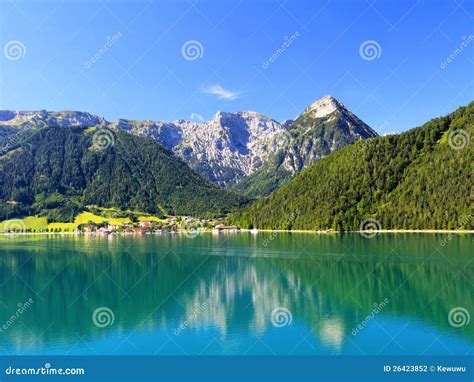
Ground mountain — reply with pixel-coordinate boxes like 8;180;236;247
227;103;473;230
0;126;247;222
0;110;107;127
0;109;289;187
109;111;290;187
0;96;376;190
233;96;378;197
0;110;107;150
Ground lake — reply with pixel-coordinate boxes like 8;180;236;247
0;232;472;356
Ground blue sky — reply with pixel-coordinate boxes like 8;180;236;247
1;0;473;134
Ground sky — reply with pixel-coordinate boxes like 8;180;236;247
0;0;473;134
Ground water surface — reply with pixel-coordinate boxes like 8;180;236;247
0;232;472;355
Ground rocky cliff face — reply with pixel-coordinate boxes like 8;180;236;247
0;96;377;189
108;111;291;186
233;96;378;196
279;96;377;173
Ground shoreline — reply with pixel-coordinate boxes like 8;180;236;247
1;229;473;237
241;229;474;233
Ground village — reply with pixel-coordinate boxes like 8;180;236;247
73;216;240;235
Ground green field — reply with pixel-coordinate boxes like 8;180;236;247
0;211;164;232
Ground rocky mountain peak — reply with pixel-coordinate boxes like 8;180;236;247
305;95;345;118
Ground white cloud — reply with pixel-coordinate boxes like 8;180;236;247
201;84;240;100
190;113;204;122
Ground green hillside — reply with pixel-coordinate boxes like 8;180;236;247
228;103;473;230
0;126;247;221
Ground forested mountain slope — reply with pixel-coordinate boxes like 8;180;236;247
0;126;247;221
228;103;473;230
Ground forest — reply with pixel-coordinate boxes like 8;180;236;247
228;103;473;230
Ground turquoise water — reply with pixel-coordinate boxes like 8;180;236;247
0;232;472;355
